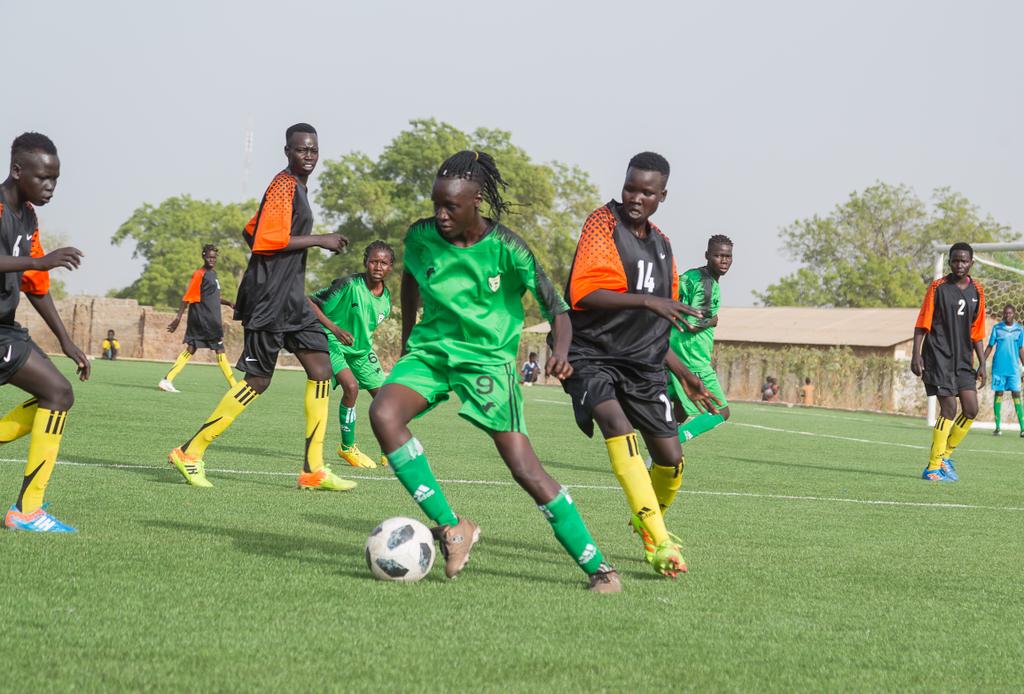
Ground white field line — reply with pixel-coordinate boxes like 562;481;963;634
3;456;1023;513
531;398;1024;458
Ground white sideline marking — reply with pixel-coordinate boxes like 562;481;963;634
2;457;1022;513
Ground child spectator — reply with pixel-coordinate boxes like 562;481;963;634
799;377;815;405
521;351;541;386
101;330;120;360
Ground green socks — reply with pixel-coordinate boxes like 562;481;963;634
1015;398;1024;430
678;412;725;442
538;488;606;575
339;404;356;448
386;437;458;527
994;399;1002;429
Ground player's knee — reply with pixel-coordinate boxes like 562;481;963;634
245;376;271;394
963;403;979;419
340;378;359;401
369;398;398;435
46;377;75;411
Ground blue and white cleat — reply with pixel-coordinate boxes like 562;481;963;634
4;505;77;533
921;466;950;482
940;458;958;482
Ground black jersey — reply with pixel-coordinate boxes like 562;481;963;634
183;267;224;341
234;171;318;332
916;274;986;386
0;201;50;326
563;201;679;370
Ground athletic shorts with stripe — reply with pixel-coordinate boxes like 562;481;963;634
667;367;728;417
236;326;328;377
385;351;527;434
327;333;385;390
0;324;45;386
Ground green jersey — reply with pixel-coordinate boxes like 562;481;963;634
403;218;567;366
670;266;720;369
310;273;391;357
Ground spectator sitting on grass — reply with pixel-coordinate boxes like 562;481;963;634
101;330;120;360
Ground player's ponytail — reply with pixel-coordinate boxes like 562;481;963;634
436;150;511;220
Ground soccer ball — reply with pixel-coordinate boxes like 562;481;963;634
365;517;435;582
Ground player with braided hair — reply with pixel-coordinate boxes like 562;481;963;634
308;240;395;468
369;150;621;592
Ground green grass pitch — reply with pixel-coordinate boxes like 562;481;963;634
2;359;1023;691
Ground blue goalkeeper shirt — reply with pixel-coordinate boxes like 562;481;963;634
989;321;1024;377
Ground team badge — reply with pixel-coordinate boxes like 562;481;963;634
377;312;386;324
488;275;501;292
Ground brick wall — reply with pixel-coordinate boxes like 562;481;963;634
14;296;300;367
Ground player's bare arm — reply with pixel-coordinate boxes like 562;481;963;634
26;292;89;381
576;289;702;329
666;350;720;413
278;232;349;254
974;340;987;388
911;327;927;377
307;297;353;345
400;270;421;354
0;246;83;274
546;312;572;380
167;300;187;332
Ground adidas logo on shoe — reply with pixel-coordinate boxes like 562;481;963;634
637;506;655;521
413;485;434;502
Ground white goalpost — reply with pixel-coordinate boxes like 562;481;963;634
926;241;1024;426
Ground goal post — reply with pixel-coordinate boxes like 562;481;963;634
927;241;1024;427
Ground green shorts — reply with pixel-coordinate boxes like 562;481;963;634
385;352;526;434
668;366;728;417
327;334;385;391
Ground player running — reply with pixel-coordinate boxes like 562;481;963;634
984;303;1024;437
369;151;621;592
0;132;91;532
160;244;237;392
912;242;986;482
168;123;354;491
308;240;394;469
560;152;716;577
668;234;733;441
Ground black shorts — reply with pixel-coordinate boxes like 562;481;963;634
561;361;677;438
0;324;43;386
184;334;225;351
236;327;328;377
924;365;977;397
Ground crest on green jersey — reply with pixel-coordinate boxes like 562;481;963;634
488;275;501;292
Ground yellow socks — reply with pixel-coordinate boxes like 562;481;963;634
17;407;67;513
216;352;237;386
943;413;973;459
650;455;684;513
0;398;38;444
928;416;953;470
165;350;192;382
182;381;259;458
606;433;669;545
304;380;331;473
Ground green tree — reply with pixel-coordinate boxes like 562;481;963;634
111;196;257;308
312;118;600;306
757;183;1016;307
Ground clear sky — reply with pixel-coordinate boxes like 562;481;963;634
6;0;1021;305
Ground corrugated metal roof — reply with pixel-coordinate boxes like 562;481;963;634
714;307;923;347
524;306;932;347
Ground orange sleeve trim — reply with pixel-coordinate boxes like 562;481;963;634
568;207;627;309
251;172;296;254
971;280;986;343
20;228;50;296
183;269;204;303
915;279;940;332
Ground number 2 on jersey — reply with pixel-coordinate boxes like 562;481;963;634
636;260;655;293
957;299;965;316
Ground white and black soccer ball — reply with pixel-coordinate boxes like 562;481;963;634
365;517;435;582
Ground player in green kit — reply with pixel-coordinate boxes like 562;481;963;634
308;240;394;469
369;151;621;592
667;235;733;441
